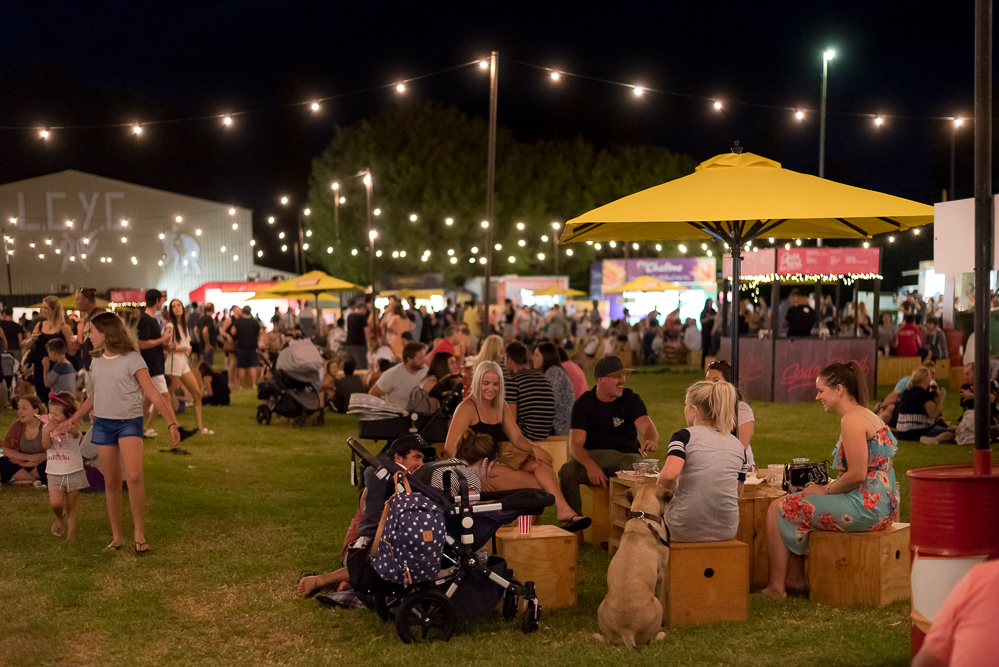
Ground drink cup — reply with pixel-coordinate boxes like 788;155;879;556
518;515;531;535
633;462;648;475
644;459;659;474
768;464;783;485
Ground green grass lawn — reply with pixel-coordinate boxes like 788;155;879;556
1;368;993;666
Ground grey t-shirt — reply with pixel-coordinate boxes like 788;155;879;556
375;363;428;409
91;351;148;419
664;425;746;543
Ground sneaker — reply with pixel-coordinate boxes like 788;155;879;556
33;480;46;489
144;429;159;438
199;428;214;435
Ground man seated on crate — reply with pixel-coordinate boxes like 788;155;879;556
368;342;428;410
296;436;427;605
558;355;660;515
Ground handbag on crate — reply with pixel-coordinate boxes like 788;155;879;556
782;459;830;493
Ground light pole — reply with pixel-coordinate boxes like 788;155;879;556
951;118;964;200
298;207;310;274
819;49;835;179
551;222;561;275
363;170;375;294
483;51;498;316
331;181;342;269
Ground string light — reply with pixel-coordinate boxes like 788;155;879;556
713;100;723;110
478;257;486;264
121;236;127;244
955;118;964;127
232;223;238;230
396;83;406;93
327;246;333;253
281;245;288;252
223;115;232;126
874;116;884;126
374;208;381;216
311;102;320;111
268;216;275;224
494;243;502;250
594;243;602;250
303;208;310;216
409;214;418;222
468;257;475;264
233;254;238;261
608;241;616;248
550;72;560;81
159;233;165;240
676;244;686;253
132;124;142;135
537;252;545;260
257;250;263;257
795;110;805;120
352;249;358;256
195;229;202;236
450;257;457;264
447;249;455;256
479;60;489;70
250;239;255;246
541;235;549;242
280;196;289;205
913;228;920;235
392;251;399;258
481;220;489;228
701;243;708;250
229;207;236;215
566;248;573;256
369;230;378;240
175;215;183;223
278;232;285;239
445;217;454;226
305;230;312;237
221;246;227;253
863;241;870;248
655;244;662;251
518;240;526;247
39;129;49;139
888;235;895;242
516;222;525;230
633;86;644;96
795;239;802;246
131;256;138;265
631;242;639;250
508;256;516;263
470;246;478;253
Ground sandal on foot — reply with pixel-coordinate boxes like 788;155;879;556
562;515;592;533
199;428;214;435
104;542;122;551
134;542;150;555
52;521;65;537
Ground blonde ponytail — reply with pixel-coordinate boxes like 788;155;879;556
686;380;737;434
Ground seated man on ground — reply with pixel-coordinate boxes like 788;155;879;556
503;340;554;440
296;436;426;601
558;355;660;516
332;358;365;414
368;342;428;410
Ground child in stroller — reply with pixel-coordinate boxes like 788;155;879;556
345;436;554;643
256;339;325;427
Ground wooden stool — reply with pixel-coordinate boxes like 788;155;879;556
736;483;786;591
607;474;657;557
808;522;911;607
660;540;749;627
662;540;749;627
493;525;577;609
580;484;611;547
539;436;570;476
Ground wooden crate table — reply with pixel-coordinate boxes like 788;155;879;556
808;522;911;607
580;484;612;547
539;436;570;476
492;525;577;609
663;540;749;627
736;482;787;591
607;474;658;557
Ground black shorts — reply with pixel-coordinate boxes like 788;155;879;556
236;348;259;369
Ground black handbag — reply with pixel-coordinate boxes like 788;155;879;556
782;460;830;493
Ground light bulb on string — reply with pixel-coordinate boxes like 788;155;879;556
409;214;417;222
310;102;320;112
445;218;454;226
39;129;49;139
508;256;516;263
594;243;602;250
396;83;406;93
537;253;545;260
478;257;486;264
955;118;964;127
566;248;573;256
516;222;525;231
479;60;489;69
632;86;644;96
481;220;489;228
280;196;289;205
874;116;884;126
541;235;549;243
678;244;687;253
352;249;358;256
713;100;723;110
257;250;263;258
176;216;183;223
913;228;920;235
550;71;560;81
132;124;142;135
278;232;285;239
223;116;232;126
518;240;526;247
448;249;454;256
450;257;457;264
795;110;805;120
268;217;275;224
374;208;381;216
471;246;478;254
609;241;616;248
327;247;333;254
632;243;639;250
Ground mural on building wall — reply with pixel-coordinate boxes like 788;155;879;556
162;224;202;276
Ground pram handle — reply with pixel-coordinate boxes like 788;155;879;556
347;437;382;468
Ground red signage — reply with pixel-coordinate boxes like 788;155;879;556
723;247;880;279
110;289;164;304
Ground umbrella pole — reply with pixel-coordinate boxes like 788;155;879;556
731;246;742;390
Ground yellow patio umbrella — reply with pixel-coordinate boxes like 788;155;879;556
560;148;934;382
604;276;684;294
254;270;364;315
530;285;587;298
248;289;339;303
31;295;111;310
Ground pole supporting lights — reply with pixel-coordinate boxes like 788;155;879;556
819;49;835;179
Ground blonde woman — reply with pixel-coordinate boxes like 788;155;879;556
657;380;746;542
443;361;590;531
472;334;505;374
23;296;74;403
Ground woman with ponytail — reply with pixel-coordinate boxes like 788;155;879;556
656;380;747;542
762;361;899;599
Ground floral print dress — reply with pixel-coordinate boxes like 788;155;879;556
776;424;900;555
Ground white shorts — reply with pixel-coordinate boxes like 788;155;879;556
151;374;169;393
165;353;191;377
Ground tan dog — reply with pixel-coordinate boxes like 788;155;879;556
595;483;670;648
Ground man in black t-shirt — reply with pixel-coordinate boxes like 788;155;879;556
345;301;369;370
137;288;174;436
230;306;262;388
784;294;817;337
558;355;660;514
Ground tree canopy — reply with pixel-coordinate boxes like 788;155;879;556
305;101;695;291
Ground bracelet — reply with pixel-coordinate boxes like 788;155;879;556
168;423;179;428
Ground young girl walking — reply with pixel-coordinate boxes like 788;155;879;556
40;391;89;542
164;299;211;435
58;312;180;553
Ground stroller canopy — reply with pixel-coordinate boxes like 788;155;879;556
276;339;325;391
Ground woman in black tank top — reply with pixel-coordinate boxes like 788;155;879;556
442;361;591;532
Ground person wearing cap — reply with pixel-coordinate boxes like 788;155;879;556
296;435;426;601
558;354;659;515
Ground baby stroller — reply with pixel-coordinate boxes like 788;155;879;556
256;339;325;427
346;437;553;643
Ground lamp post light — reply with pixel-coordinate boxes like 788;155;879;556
551;222;561;275
951;118;964;200
819;49;835;179
362;170;375;294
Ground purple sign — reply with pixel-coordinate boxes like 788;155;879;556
624;258;716;283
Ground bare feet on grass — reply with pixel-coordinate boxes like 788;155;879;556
760;587;787;600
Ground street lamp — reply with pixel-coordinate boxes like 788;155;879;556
331;181;342;268
819;49;835;179
551;222;561;275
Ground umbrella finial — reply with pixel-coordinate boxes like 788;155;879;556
731;141;743;154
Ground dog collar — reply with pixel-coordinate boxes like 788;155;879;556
627;511;670;547
628;511;662;525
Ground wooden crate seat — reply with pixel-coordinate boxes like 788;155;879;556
807;522;911;607
580;484;611;547
493;525;577;609
661;540;749;627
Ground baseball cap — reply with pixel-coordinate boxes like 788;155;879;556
385;434;429;458
594;355;634;379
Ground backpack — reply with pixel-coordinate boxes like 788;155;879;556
370;473;446;586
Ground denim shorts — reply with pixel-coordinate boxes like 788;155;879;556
91;416;145;445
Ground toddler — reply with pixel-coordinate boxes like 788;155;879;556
43;338;77;396
40;392;89;542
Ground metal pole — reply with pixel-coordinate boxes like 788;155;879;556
293;241;301;275
973;0;993;474
334;194;340;271
731;236;742;389
297;210;306;274
365;170;375;295
950;126;957;201
2;233;11;296
553;236;559;275
819;54;829;179
483;51;498;318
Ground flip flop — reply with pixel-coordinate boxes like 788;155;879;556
159;447;192;455
51;521;65;537
134;542;150;555
104;543;122;551
562;515;592;533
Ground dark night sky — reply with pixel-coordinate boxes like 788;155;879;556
0;1;988;281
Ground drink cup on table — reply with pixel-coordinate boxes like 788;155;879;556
518;515;531;535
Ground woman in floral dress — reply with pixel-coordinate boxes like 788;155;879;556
762;361;900;599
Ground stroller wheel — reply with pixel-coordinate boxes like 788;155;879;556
521;599;541;634
394;590;456;644
256;405;272;425
502;590;519;621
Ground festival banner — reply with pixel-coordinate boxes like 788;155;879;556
722;247;880;279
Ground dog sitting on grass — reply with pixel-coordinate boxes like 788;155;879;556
594;483;670;648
